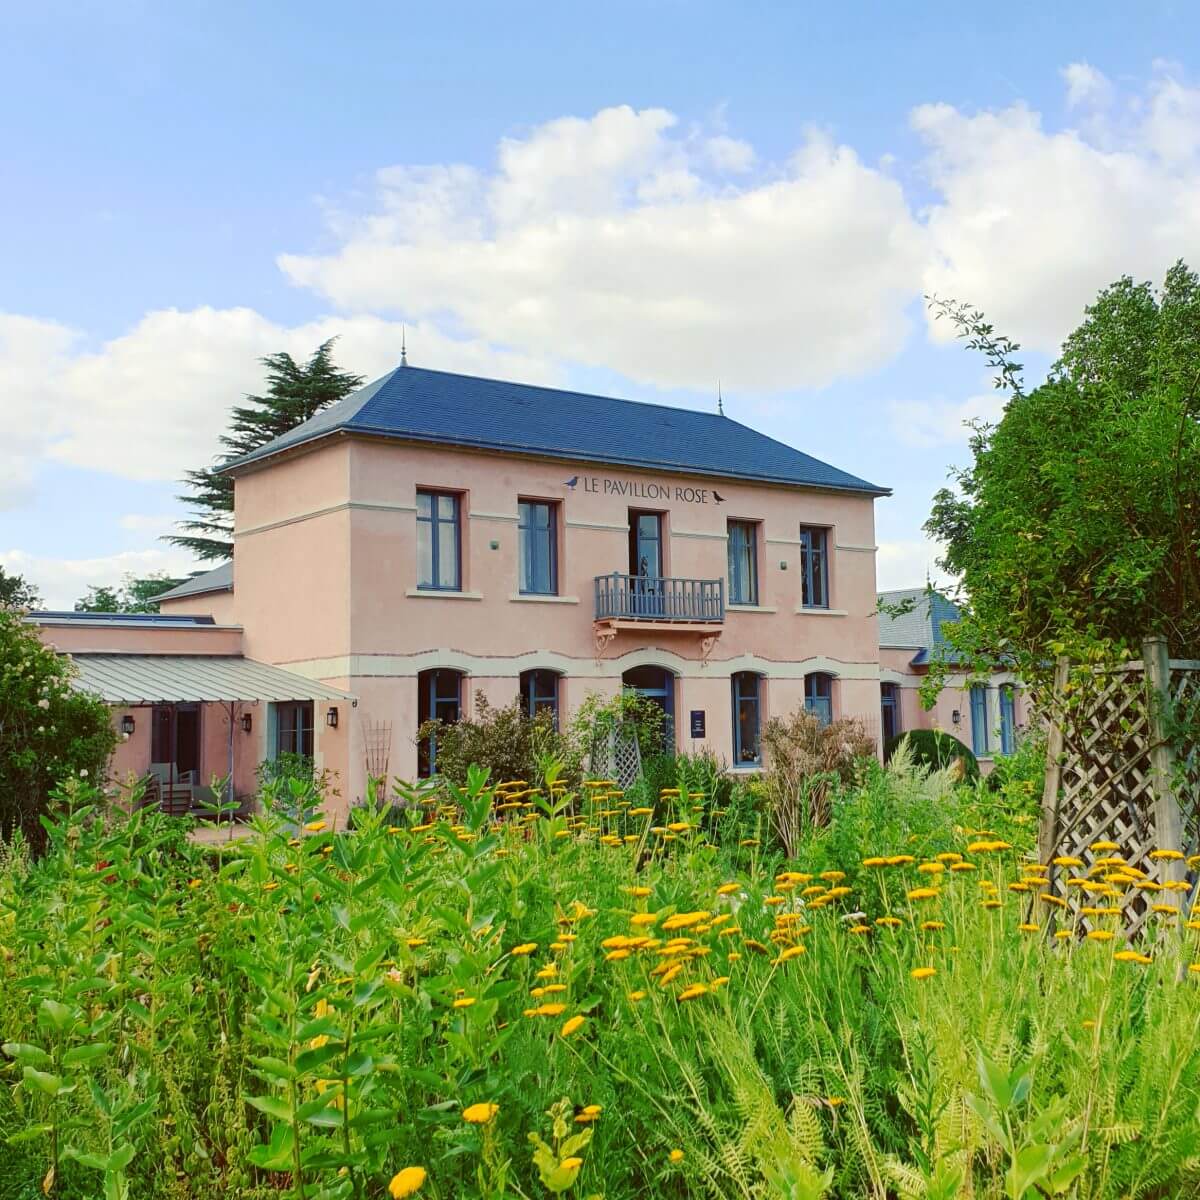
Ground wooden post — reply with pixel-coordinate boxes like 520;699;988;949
1038;656;1070;867
1143;635;1187;887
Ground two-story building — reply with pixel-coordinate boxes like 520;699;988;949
147;362;889;805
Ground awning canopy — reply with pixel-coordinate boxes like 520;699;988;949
67;654;354;706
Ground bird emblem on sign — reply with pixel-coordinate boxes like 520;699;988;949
713;490;726;503
564;476;579;488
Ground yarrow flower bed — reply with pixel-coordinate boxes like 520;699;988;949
1;766;1199;1199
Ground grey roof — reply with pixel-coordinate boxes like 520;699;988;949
156;562;233;602
877;588;962;664
66;654;354;705
224;365;889;496
30;611;220;628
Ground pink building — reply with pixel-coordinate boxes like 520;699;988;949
878;587;1028;771
35;363;1022;819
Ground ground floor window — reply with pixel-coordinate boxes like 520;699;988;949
731;671;762;765
274;701;314;760
970;684;989;755
520;669;560;726
999;684;1017;755
804;672;833;725
418;668;464;777
880;683;900;743
621;665;675;752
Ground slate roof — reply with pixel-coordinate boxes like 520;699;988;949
156;562;233;602
877;587;962;665
224;365;889;496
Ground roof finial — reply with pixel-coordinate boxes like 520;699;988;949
717;380;724;416
401;326;408;367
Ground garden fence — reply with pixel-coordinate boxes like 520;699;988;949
1038;635;1200;934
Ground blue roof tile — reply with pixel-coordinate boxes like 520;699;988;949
225;365;889;496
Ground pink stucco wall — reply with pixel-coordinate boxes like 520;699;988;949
227;438;884;793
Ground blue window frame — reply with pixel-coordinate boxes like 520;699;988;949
731;671;762;764
418;668;463;776
520;668;560;727
416;489;461;590
518;500;558;595
727;520;758;606
880;683;900;743
804;672;833;725
970;684;989;756
999;685;1016;755
799;526;829;608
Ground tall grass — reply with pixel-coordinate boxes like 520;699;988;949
1;759;1197;1199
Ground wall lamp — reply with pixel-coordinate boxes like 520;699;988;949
120;713;136;736
951;709;961;726
326;707;339;729
241;712;253;733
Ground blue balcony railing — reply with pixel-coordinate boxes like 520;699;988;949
594;573;724;623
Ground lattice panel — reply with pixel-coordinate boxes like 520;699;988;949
1039;648;1200;938
589;723;642;790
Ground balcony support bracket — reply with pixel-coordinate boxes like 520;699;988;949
594;625;619;662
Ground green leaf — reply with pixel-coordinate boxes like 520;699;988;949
37;998;75;1034
245;1094;293;1122
3;1042;52;1068
22;1066;66;1096
62;1042;111;1067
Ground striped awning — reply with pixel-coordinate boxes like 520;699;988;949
66;654;354;705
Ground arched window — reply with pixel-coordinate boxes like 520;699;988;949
417;668;464;777
880;683;901;743
731;672;762;765
520;669;560;727
804;672;833;725
621;665;676;751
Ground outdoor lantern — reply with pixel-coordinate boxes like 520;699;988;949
120;713;135;736
326;707;339;729
951;709;961;726
241;712;253;733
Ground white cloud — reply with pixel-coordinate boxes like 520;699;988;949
918;66;1200;354
1062;62;1112;110
0;309;559;500
279;106;927;393
0;546;200;611
876;539;952;592
889;388;1008;448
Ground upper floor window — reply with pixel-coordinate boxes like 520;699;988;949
417;490;461;591
727;520;759;606
970;684;989;756
520;668;560;727
731;671;762;765
805;672;833;725
799;526;829;608
519;500;558;595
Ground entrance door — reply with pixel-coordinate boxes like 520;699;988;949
622;665;675;752
151;703;201;783
628;511;664;616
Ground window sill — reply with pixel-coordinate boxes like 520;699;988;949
727;604;778;614
406;588;484;600
728;764;763;774
509;593;580;604
794;607;848;616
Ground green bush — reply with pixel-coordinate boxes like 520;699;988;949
884;727;979;781
0;605;117;849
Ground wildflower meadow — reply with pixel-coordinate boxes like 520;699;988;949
2;754;1199;1200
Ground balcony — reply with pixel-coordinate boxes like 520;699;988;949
592;574;725;662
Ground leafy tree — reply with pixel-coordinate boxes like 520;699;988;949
0;606;117;847
0;566;40;609
168;339;364;560
926;261;1200;685
73;573;183;614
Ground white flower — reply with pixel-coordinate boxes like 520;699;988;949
37;698;50;710
79;769;88;778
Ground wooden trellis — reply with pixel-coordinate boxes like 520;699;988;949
1038;636;1200;934
589;722;643;790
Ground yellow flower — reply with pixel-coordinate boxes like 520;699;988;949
1090;840;1119;852
1018;923;1039;933
950;862;976;873
463;1102;498;1124
775;945;807;963
875;916;902;928
678;983;709;1001
187;878;202;889
560;1014;586;1038
1114;950;1152;964
1150;848;1184;861
452;997;476;1009
917;862;945;875
1053;855;1084;868
920;920;945;931
910;967;936;980
1152;904;1179;916
848;924;871;935
669;1148;684;1164
906;887;939;901
628;989;646;1002
511;942;538;956
304;819;327;832
1086;929;1115;941
388;1166;427;1197
630;912;659;927
560;1156;583;1171
716;882;740;895
526;1002;567;1017
826;1096;845;1107
1189;964;1200;974
535;964;558;979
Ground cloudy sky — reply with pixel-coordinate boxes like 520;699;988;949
3;2;1199;607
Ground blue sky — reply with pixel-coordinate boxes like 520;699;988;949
3;1;1199;606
